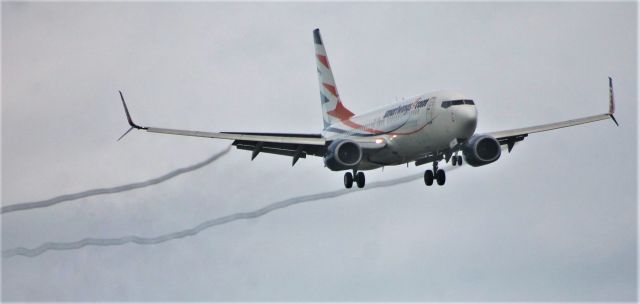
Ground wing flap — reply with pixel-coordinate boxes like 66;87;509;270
233;140;326;158
144;127;327;164
235;144;307;158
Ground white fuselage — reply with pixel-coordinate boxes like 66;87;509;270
322;91;478;170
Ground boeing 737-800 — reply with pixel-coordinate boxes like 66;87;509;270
118;29;618;189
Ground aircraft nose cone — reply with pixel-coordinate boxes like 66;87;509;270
455;106;478;137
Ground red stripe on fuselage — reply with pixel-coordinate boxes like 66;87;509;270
340;97;425;135
341;119;385;134
389;120;431;136
337;113;436;137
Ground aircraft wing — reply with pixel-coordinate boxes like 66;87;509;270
151;128;326;160
146;128;325;146
117;92;327;165
486;77;618;152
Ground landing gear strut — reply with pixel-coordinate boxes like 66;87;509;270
344;170;365;189
424;161;446;186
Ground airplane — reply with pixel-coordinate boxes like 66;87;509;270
118;28;618;189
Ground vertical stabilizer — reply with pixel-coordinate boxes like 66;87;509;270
314;29;355;129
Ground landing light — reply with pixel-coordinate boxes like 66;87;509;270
375;139;384;144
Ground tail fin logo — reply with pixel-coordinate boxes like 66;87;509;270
314;29;355;128
327;101;355;121
316;54;330;69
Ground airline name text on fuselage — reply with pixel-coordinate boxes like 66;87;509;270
383;98;430;119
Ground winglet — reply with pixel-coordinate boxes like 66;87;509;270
118;91;147;141
608;77;619;126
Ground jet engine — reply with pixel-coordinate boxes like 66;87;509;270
324;140;362;171
462;134;501;167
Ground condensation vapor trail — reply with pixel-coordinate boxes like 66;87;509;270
1;146;232;214
3;167;463;258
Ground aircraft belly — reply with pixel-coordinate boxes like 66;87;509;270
360;147;403;169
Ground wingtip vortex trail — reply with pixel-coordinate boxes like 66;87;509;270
1;146;232;214
2;165;462;258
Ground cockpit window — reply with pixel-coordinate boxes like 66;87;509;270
441;99;474;108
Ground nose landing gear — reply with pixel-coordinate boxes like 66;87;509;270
424;161;446;187
452;153;463;166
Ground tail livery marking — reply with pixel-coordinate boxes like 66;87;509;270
327;101;355;121
317;54;330;69
323;83;339;97
314;29;356;129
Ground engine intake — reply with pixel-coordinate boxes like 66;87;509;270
324;140;362;171
462;135;501;167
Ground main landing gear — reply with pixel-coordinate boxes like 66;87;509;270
424;161;446;186
344;170;365;189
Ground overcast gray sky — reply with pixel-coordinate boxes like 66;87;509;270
2;1;637;301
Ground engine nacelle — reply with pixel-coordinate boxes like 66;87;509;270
462;134;501;167
324;140;363;171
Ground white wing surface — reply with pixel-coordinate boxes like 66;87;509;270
117;92;326;165
486;77;618;152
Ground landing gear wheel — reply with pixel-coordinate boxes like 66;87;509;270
344;172;353;189
452;156;458;166
424;170;434;186
457;156;463;166
436;169;446;186
355;172;366;188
